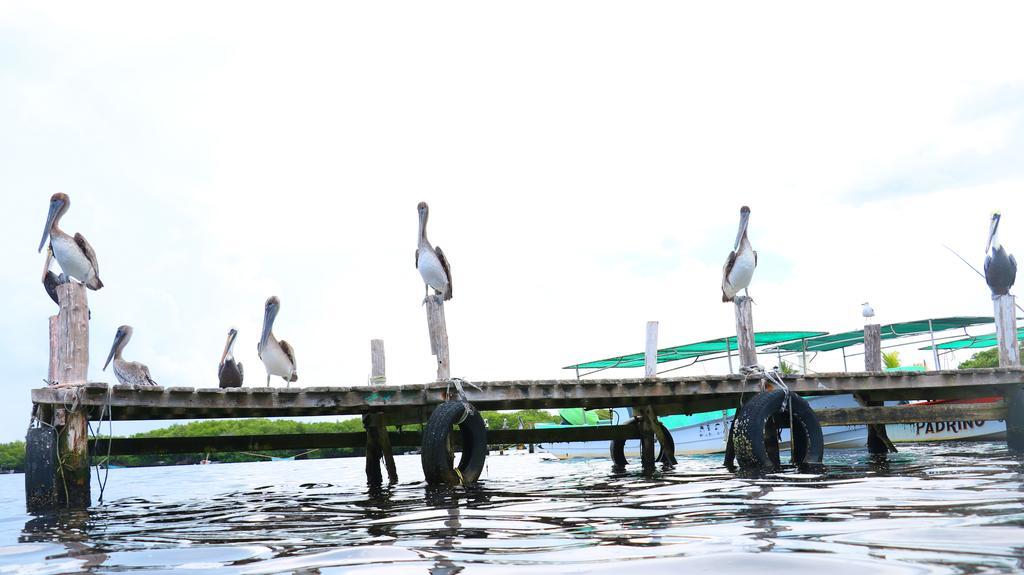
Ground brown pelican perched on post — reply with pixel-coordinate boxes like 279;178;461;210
721;206;757;302
37;193;104;290
103;325;158;386
415;202;453;301
985;211;1016;297
218;328;243;388
258;296;297;387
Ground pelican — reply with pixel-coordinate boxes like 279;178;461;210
721;206;757;302
415;202;453;301
862;302;875;319
37;193;103;290
103;325;158;386
984;211;1016;297
258;296;297;387
218;328;244;388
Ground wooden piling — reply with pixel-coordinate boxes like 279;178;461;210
363;413;383;485
57;408;91;508
367;340;397;483
994;295;1024;451
994;295;1020;368
28;283;93;511
425;295;450;381
47;316;58;384
638;411;656;471
734;297;756;368
644;321;659;379
370;339;386;384
55;283;89;386
864;324;882;372
860;324;895;454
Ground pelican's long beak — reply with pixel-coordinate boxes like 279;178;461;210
986;213;1000;253
734;207;751;251
221;328;238;364
38;199;62;253
260;304;278;352
103;330;125;371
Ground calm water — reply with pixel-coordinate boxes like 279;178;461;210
0;443;1022;574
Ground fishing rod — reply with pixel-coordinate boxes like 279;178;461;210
942;245;1024;314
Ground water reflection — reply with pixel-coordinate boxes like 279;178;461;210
0;443;1021;573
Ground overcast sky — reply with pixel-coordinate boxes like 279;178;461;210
1;2;1023;441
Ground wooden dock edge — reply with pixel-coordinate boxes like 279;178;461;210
87;400;1009;458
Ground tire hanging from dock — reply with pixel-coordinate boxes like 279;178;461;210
609;421;675;467
729;389;823;471
421;400;488;486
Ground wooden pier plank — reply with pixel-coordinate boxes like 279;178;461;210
32;369;1024;422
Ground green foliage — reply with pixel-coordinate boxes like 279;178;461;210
957;345;1024;369
958;348;999;369
882;351;901;369
0;409;562;471
778;360;797;375
480;409;560;430
0;441;25;472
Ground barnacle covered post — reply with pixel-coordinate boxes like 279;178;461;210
26;282;91;511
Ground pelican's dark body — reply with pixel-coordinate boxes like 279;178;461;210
218;359;244;388
43;271;60;306
984;212;1016;297
985;246;1017;296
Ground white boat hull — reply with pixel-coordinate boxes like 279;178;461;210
538;395;1007;459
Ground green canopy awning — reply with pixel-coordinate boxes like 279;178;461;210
920;327;1024;350
772;316;994;353
564;331;827;370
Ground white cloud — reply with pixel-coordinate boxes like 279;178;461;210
1;2;1023;439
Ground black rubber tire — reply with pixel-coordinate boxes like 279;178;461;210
421;401;488;486
731;390;823;471
609;422;674;467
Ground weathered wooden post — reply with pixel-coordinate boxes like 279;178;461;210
644;321;658;379
859;323;895;454
370;339;386;384
994;295;1020;368
364;340;398;484
27;283;91;511
734;296;757;368
994;294;1024;451
55;283;89;385
425;295;450;381
47;316;59;384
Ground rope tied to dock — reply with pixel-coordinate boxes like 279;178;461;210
445;377;480;403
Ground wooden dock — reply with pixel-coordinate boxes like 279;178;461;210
24;283;1024;513
31;369;1024;423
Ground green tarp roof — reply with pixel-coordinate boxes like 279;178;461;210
920;327;1024;350
564;331;827;370
772;316;994;353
